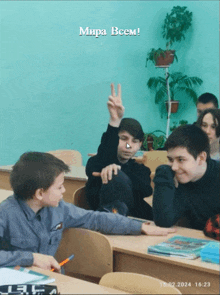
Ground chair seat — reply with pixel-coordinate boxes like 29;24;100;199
99;272;182;294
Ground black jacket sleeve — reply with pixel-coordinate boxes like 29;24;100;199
153;165;186;227
86;124;119;177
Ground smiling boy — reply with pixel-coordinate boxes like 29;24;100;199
0;152;175;270
153;125;220;230
86;83;153;219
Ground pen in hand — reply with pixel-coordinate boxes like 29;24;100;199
51;254;74;272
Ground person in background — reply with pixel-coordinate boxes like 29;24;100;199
0;152;176;270
86;83;153;220
197;108;220;161
196;92;218;118
153;124;220;230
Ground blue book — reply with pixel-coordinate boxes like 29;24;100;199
148;235;211;259
200;242;220;264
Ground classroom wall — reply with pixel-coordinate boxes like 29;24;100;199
0;1;219;165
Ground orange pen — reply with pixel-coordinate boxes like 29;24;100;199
51;254;74;272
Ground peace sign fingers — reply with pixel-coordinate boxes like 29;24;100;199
108;83;124;126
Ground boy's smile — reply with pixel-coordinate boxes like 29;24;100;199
167;147;207;183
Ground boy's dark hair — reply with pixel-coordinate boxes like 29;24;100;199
118;118;144;141
165;125;210;160
10;152;70;201
197;108;220;137
197;93;219;108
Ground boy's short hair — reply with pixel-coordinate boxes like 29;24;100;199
197;93;219;108
10;152;70;201
119;118;144;141
165;125;210;160
197;108;220;137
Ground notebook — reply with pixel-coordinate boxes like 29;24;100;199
148;235;211;259
0;267;55;285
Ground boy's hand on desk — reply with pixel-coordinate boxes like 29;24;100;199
33;253;61;272
141;223;177;236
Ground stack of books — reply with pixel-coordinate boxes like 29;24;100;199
148;235;211;259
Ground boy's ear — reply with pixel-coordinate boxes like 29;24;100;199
35;188;44;201
198;151;207;164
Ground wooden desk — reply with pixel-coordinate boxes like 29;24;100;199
29;267;127;294
0;165;87;203
106;226;219;295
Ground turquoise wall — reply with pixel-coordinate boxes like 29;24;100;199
0;1;219;165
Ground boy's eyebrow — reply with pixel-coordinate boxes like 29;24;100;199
167;155;186;160
119;135;128;138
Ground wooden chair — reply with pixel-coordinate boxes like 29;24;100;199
99;272;182;294
55;228;113;282
48;150;82;166
142;151;168;172
143;151;168;190
72;186;91;210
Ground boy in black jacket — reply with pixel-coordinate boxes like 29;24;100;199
86;83;153;219
153;124;220;230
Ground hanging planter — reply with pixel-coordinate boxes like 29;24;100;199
156;50;175;67
165;100;179;113
146;48;177;67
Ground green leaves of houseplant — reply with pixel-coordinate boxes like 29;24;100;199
146;48;178;67
162;6;193;48
146;6;193;67
147;72;203;105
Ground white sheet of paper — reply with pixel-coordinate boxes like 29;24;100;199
0;268;42;285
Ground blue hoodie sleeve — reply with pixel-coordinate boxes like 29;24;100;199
62;201;142;235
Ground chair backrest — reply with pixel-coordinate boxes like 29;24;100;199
73;186;91;210
99;272;182;294
143;151;168;172
48;150;82;166
0;189;13;203
55;228;113;278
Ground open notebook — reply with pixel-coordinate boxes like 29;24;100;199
0;267;55;285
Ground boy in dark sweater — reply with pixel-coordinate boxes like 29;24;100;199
86;83;153;219
153;125;220;230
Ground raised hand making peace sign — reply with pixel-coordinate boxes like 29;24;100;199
107;83;125;127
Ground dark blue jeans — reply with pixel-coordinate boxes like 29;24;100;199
97;170;133;216
97;170;153;220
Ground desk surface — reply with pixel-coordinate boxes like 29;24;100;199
29;267;127;294
106;225;219;294
107;226;219;274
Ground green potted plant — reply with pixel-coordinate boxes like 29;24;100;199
147;72;203;113
146;6;193;67
142;130;166;151
170;120;188;132
146;48;178;67
162;6;193;49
